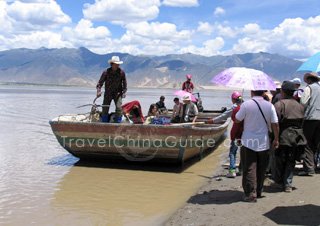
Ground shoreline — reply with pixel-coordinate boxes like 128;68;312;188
165;152;320;226
0;82;239;91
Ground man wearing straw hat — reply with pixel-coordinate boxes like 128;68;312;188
299;72;320;176
96;56;127;123
182;94;198;123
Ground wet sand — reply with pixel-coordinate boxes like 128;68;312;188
166;152;320;226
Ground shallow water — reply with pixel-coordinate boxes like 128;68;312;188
0;85;235;226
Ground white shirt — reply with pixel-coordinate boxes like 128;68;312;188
300;86;311;106
236;96;278;151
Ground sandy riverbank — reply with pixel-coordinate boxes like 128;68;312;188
165;152;320;226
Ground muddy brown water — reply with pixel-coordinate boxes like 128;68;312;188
0;85;236;225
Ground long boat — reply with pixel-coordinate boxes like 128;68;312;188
49;111;230;164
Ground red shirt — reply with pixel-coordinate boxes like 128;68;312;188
182;81;194;93
230;105;243;141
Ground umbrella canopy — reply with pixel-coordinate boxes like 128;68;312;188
174;90;197;102
211;67;277;91
297;52;320;72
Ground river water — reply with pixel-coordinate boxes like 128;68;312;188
0;85;236;226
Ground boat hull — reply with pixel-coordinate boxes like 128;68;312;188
50;117;230;164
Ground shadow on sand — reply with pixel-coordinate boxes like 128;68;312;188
187;189;243;205
264;204;320;226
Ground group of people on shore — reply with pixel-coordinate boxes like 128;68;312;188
224;72;320;202
96;55;199;125
95;55;319;202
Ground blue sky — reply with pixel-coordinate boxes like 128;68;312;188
1;0;320;59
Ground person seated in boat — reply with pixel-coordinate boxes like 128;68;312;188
182;74;194;93
143;104;159;125
156;96;168;114
171;97;183;123
121;100;144;124
182;95;198;123
147;104;159;117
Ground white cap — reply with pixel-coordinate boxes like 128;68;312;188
291;78;301;85
274;81;281;89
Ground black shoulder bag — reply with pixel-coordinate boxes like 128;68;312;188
252;99;273;140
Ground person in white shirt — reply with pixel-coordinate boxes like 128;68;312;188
236;90;279;202
182;95;198;123
171;97;183;123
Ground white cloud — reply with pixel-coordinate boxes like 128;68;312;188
0;0;73;51
216;24;237;38
61;19;112;54
214;7;225;17
0;31;71;50
230;16;320;58
180;37;225;56
63;19;111;41
242;23;260;34
6;0;71;28
0;1;13;33
83;0;161;24
197;22;214;35
113;21;193;55
195;21;237;38
125;21;192;41
162;0;199;7
230;37;268;55
1;1;320;59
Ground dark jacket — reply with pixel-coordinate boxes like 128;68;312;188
96;68;127;97
274;99;306;148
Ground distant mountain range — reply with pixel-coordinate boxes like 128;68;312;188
0;47;303;88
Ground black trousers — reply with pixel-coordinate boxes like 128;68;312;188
274;148;296;187
302;120;320;172
241;146;269;197
102;95;122;117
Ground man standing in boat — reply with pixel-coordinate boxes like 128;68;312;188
96;56;127;123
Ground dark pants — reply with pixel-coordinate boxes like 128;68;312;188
274;148;296;188
302;120;320;173
241;146;269;197
102;95;122;117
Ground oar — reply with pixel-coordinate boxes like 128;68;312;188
171;122;205;126
77;104;110;108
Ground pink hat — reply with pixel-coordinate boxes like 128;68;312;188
186;74;192;79
231;91;241;99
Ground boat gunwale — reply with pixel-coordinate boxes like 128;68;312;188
49;117;231;132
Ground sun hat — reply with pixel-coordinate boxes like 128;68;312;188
281;81;297;91
186;74;192;79
182;95;191;101
274;81;281;89
231;91;241;99
291;78;301;85
108;56;123;65
304;72;320;83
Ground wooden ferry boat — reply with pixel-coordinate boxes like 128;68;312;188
49;110;230;164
